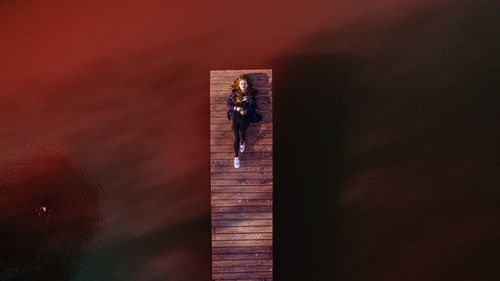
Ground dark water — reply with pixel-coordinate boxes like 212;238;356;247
0;149;101;281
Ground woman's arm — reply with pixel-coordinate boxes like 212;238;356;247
245;93;257;114
227;91;238;111
227;91;242;120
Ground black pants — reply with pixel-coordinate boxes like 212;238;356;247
231;113;250;157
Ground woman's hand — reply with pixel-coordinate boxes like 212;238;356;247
236;106;242;112
240;109;246;115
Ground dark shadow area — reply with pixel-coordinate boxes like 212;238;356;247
272;54;351;281
245;72;272;162
272;1;499;280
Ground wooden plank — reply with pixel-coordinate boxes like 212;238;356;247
210;154;273;161
209;117;272;123
210;89;272;93
211;145;272;152
210;83;272;88
212;171;273;180
212;271;272;280
211;152;272;160
211;165;272;173
212;219;271;226
212;253;273;260
210;110;272;119
212;226;273;233
211;219;273;227
212;240;273;247
209;100;272;106
211;137;272;145
212;259;273;267
210;78;271;82
212;265;272;273
210;91;273;98
209;116;273;123
210;109;273;117
212;246;272;254
210;130;272;139
211;172;272;180
211;213;272;220
213;259;273;267
210;125;273;133
209;85;271;91
211;206;272;213
210;128;272;134
211;179;273;186
212;233;272;240
211;118;272;125
211;186;273;193
211;104;272;111
211;193;272;200
211;159;272;166
210;78;272;83
211;123;273;131
210;95;273;103
211;199;272;207
210;101;272;109
210;104;272;110
209;80;271;85
211;139;273;147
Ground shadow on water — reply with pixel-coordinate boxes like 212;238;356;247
272;1;499;280
272;54;351;281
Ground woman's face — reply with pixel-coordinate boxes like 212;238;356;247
238;79;248;92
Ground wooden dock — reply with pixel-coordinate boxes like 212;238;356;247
210;69;273;281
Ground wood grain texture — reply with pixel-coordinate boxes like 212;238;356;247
211;69;273;281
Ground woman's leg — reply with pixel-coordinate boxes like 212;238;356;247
231;117;241;157
239;118;250;144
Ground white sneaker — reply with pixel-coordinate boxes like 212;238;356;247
239;142;245;153
234;157;240;168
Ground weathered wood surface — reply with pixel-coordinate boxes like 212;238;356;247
210;69;273;281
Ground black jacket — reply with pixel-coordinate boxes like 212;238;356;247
226;90;257;120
